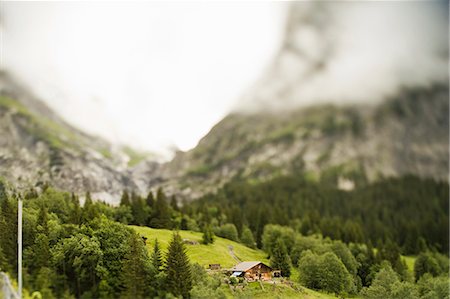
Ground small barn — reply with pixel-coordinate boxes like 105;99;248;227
209;264;221;270
230;261;272;281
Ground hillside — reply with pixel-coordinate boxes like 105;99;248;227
0;72;157;203
0;1;447;203
132;226;267;268
152;84;449;199
131;226;339;299
141;3;448;200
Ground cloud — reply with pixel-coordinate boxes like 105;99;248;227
238;1;449;112
1;2;285;155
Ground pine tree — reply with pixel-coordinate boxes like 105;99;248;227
361;262;399;298
37;204;49;235
120;190;131;207
170;195;179;211
81;192;98;223
202;225;214;245
70;192;81;225
414;252;440;281
35;267;55;299
367;241;375;264
151;239;163;272
180;216;189;230
150;188;171;229
270;239;291;277
131;195;147;226
0;195;17;272
121;232;153;299
33;233;51;270
165;232;192;298
146;191;155;208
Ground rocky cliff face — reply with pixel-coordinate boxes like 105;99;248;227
146;2;449;199
0;72;147;204
151;84;448;199
1;75;447;203
1;3;447;202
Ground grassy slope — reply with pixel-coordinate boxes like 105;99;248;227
404;255;416;273
132;226;339;298
131;226;268;268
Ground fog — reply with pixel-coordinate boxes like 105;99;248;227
1;1;448;156
1;2;285;156
238;1;449;112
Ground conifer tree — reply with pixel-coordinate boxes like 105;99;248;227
270;239;291;277
120;190;131;207
146;191;155;208
414;252;440;281
151;239;163;272
82;192;98;223
35;267;56;299
150;188;171;229
121;232;153;299
180;216;189;230
32;234;51;270
0;195;17;272
170;195;179;211
70;192;81;225
131;195;147;226
165;232;192;298
37;204;49;235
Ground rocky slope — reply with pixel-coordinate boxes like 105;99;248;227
0;72;151;203
147;2;449;199
1;3;447;202
151;84;449;199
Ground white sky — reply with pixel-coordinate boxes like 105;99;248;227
1;1;286;156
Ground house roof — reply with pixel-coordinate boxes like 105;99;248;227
230;261;271;272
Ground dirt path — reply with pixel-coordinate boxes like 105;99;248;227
228;245;241;263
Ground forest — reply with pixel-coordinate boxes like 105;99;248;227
0;174;448;298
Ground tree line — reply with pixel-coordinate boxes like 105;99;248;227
0;174;448;298
186;174;448;255
259;224;448;297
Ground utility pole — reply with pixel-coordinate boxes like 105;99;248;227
18;196;22;299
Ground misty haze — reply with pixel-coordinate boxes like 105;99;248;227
0;1;448;299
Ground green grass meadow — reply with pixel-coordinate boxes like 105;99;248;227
132;226;341;298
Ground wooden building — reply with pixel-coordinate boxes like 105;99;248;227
230;261;272;281
209;264;221;270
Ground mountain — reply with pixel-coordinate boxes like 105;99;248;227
0;72;155;203
1;3;447;202
3;69;446;203
148;2;449;199
151;84;448;199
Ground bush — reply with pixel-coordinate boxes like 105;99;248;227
298;250;353;295
360;262;419;299
190;264;225;299
414;252;441;281
202;225;215;245
240;226;256;248
417;274;450;299
214;223;239;241
261;225;295;257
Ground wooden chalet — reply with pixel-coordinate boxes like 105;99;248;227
229;261;272;281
